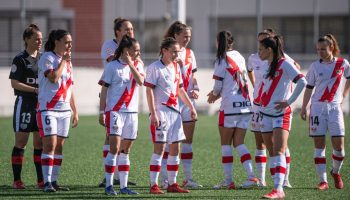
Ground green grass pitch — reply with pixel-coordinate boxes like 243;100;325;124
0;114;349;199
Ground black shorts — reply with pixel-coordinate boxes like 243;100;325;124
13;96;38;132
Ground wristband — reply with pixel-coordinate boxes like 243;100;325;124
99;110;105;114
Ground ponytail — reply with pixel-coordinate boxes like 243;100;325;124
216;30;234;64
44;29;70;52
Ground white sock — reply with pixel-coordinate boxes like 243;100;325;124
51;154;63;182
314;148;327;183
221;145;233;184
104;152;117;187
41;154;54;184
150;153;162;186
332;149;345;174
274;155;286;191
236;144;255;179
284;147;291;181
160;145;169;182
118;153;130;189
255;149;267;182
167;155;180;185
181;143;193;180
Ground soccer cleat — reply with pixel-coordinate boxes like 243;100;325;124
213;181;235;189
120;187;139;195
167;183;190;193
241;177;259;188
262;189;285;199
98;178;106;187
182;179;203;188
36;181;45;189
105;185;118;195
12;180;26;189
257;179;267;188
43;182;56;192
52;181;70;191
317;182;329;190
160;179;169;189
283;180;292;188
150;184;164;194
330;170;344;189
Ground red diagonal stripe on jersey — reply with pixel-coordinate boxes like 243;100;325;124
226;56;249;99
254;82;264;104
182;48;193;92
163;62;180;107
319;58;344;102
261;59;285;107
46;77;73;109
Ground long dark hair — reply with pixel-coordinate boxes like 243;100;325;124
159;37;178;57
216;30;234;64
260;35;284;79
164;21;190;39
44;29;70;52
114;35;138;60
23;24;40;48
318;34;340;57
113;17;131;38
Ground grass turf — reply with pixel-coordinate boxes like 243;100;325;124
0;114;349;199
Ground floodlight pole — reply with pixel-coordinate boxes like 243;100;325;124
20;0;26;48
313;0;319;43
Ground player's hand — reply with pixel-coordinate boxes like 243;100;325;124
300;107;307;121
72;113;79;128
207;90;220;104
274;101;289;112
99;113;105;127
190;108;198;121
150;113;159;128
190;90;199;99
175;58;184;67
63;51;71;61
123;51;133;66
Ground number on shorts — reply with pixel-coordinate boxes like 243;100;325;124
45;116;51;125
310;116;319;126
156;121;166;131
21;112;31;123
252;113;263;122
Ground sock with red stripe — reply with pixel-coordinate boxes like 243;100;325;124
274;155;286;191
181;143;193;180
314;148;327;183
332;149;345;174
41;154;54;184
150;153;162;186
160;145;169;182
221;145;233;184
11;146;24;182
269;156;276;180
118;153;130;189
52;154;63;182
255;149;267;183
33;149;43;183
167;155;180;185
104;152;117;187
236;144;255;179
285;147;291;181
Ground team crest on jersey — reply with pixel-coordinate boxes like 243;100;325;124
157;132;164;139
311;127;317;132
336;69;342;75
20;123;27;130
11;64;17;72
275;71;280;77
45;127;52;132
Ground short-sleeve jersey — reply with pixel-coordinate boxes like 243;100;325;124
9;50;40;98
213;50;251;114
101;39;118;68
259;58;304;116
306;57;350;104
98;59;144;112
247;53;268;104
37;52;74;111
178;48;197;94
144;59;183;112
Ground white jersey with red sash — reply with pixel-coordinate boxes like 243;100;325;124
259;58;304;116
178;48;197;94
306;57;350;104
144;59;183;112
98;59;144;113
37;51;73;111
213;50;251;114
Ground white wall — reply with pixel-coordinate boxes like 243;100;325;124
1;66;349;117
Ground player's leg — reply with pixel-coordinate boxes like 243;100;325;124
313;136;328;190
254;132;267;186
33;131;44;188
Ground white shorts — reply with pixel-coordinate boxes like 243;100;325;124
309;103;345;137
259;107;292;133
37;110;71;138
250;103;262;132
218;110;251;129
150;108;185;144
105;111;138;140
179;99;196;122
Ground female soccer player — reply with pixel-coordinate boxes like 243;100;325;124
98;36;143;195
37;29;79;192
9;24;43;189
207;30;258;189
257;36;306;199
159;21;201;189
99;17;137;187
145;37;197;194
301;34;350;190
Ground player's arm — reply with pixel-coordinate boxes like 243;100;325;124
47;52;70;83
343;78;350;99
70;91;79;128
247;70;255;86
99;86;107;126
124;52;144;85
10;79;38;94
146;87;159;127
300;86;313;121
179;86;197;121
189;73;199;99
